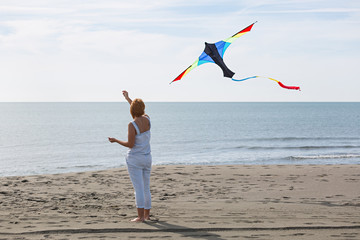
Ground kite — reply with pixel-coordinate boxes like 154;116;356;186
170;22;300;91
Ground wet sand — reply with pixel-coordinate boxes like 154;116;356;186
0;164;360;239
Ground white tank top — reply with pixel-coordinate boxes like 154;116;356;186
127;116;151;156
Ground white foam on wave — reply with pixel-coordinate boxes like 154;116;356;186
291;154;360;160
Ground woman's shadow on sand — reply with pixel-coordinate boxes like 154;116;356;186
145;220;225;240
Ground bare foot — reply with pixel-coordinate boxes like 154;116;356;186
130;217;144;222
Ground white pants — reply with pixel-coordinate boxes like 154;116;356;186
126;155;152;209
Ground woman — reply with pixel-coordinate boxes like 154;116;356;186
108;90;152;222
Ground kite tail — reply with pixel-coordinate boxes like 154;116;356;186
232;76;300;91
268;78;301;91
276;81;301;91
231;76;258;82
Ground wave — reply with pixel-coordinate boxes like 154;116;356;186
56;165;103;170
238;137;360;142
234;145;360;150
0;141;107;149
290;154;360;160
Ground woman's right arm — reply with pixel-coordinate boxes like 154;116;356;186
108;123;135;148
122;90;132;105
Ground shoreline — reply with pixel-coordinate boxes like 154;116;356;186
1;164;359;239
2;162;360;179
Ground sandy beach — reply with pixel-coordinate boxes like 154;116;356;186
0;164;359;239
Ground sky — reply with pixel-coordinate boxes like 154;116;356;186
0;0;359;102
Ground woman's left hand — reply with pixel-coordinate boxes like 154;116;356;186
108;137;117;143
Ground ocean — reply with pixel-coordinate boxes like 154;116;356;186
1;102;359;177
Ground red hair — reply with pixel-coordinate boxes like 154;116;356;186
130;98;145;118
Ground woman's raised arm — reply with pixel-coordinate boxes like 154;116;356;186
122;90;132;105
